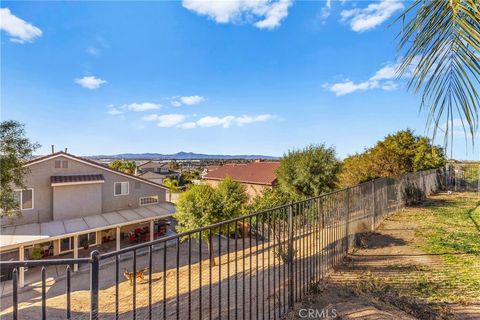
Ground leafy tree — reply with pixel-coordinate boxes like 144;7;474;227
169;160;179;170
276;144;341;199
247;187;290;213
110;160;136;174
338;152;375;188
395;1;480;147
163;177;180;202
217;176;248;218
0;121;40;217
339;130;446;187
174;180;248;265
180;169;201;186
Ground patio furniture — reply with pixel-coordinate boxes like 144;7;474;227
158;226;166;235
128;232;138;243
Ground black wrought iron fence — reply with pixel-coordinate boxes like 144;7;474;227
0;168;445;320
445;162;480;192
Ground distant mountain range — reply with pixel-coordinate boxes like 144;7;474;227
88;152;280;160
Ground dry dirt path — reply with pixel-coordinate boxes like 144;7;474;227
286;193;480;320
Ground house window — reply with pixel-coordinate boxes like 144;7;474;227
13;189;34;210
114;182;129;196
79;232;97;247
140;196;159;206
60;237;74;252
54;160;68;168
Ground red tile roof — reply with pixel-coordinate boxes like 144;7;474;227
203;161;280;186
51;174;105;184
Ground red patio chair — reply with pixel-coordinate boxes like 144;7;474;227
128;232;137;243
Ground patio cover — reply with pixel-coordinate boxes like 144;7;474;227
0;202;175;252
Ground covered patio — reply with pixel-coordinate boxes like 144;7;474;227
0;202;175;287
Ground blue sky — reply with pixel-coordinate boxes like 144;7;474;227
1;1;477;159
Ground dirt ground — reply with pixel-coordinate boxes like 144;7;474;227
285;193;480;320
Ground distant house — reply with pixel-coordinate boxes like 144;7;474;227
137;161;181;182
201;165;221;178
203;161;280;197
138;171;168;185
0;151;175;287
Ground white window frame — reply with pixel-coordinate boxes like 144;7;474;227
59;237;74;253
79;232;97;247
14;188;34;210
114;182;129;196
139;196;159;206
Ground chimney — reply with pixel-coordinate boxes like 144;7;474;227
64;148;68;153
51;145;55;154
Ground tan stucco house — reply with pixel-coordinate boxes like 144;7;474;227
203;161;280;198
0;151;175;287
137;161;181;182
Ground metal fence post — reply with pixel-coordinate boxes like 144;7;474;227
371;180;376;231
287;202;294;310
90;250;100;320
345;188;350;254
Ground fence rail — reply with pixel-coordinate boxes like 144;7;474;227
1;168;448;320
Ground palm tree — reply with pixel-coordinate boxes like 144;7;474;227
163;177;179;202
396;0;480;151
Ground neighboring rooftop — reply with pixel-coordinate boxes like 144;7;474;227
203;161;280;185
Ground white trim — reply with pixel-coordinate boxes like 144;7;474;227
0;212;173;253
59;236;74;253
14;188;34;211
51;180;105;187
79;231;98;246
25;153;168;190
139;196;159;206
114;181;129;196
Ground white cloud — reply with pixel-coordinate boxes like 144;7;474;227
107;105;124;115
197;115;236;128
235;114;275;125
370;64;398;81
178;122;197;129
0;8;42;43
180;95;205;105
142;112;276;129
323;61;407;96
142;114;160;121
324;80;379;96
75;76;107;90
170;95;206;107
143;114;186;127
341;0;404;32
86;46;100;56
319;0;332;21
196;114;275;128
86;36;109;56
182;0;293;30
157;114;186;127
125;102;161;112
381;81;398;91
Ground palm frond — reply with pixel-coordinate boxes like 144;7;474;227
395;0;480;152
